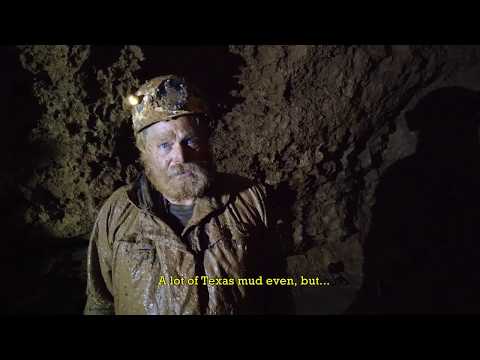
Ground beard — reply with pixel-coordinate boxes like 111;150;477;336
142;153;215;204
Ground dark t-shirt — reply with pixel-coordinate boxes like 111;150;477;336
158;195;193;236
168;203;194;228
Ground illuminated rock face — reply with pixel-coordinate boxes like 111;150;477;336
2;45;480;314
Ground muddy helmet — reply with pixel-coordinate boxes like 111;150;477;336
128;75;209;134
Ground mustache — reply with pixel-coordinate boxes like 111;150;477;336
168;162;210;177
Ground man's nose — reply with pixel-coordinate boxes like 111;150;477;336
171;142;188;163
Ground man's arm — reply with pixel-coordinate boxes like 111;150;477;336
84;203;115;315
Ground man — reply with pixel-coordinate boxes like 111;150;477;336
84;75;286;315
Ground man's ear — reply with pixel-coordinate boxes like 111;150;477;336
135;128;150;153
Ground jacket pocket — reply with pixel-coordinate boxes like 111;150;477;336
206;217;250;266
113;238;156;282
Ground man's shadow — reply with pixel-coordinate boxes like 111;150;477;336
349;86;480;313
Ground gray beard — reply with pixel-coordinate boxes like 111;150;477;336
143;158;216;203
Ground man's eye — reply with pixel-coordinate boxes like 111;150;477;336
185;138;199;147
159;143;171;150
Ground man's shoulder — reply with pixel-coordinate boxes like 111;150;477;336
98;183;135;214
214;172;267;202
214;172;268;225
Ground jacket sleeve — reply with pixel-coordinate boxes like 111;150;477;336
83;200;115;315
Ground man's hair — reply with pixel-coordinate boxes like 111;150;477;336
135;115;212;152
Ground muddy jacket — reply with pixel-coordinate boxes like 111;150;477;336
84;172;283;315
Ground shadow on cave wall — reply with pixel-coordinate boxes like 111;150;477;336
349;86;480;314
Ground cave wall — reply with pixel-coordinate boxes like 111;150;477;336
5;45;480;314
215;45;480;313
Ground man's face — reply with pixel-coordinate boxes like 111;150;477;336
140;115;215;203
